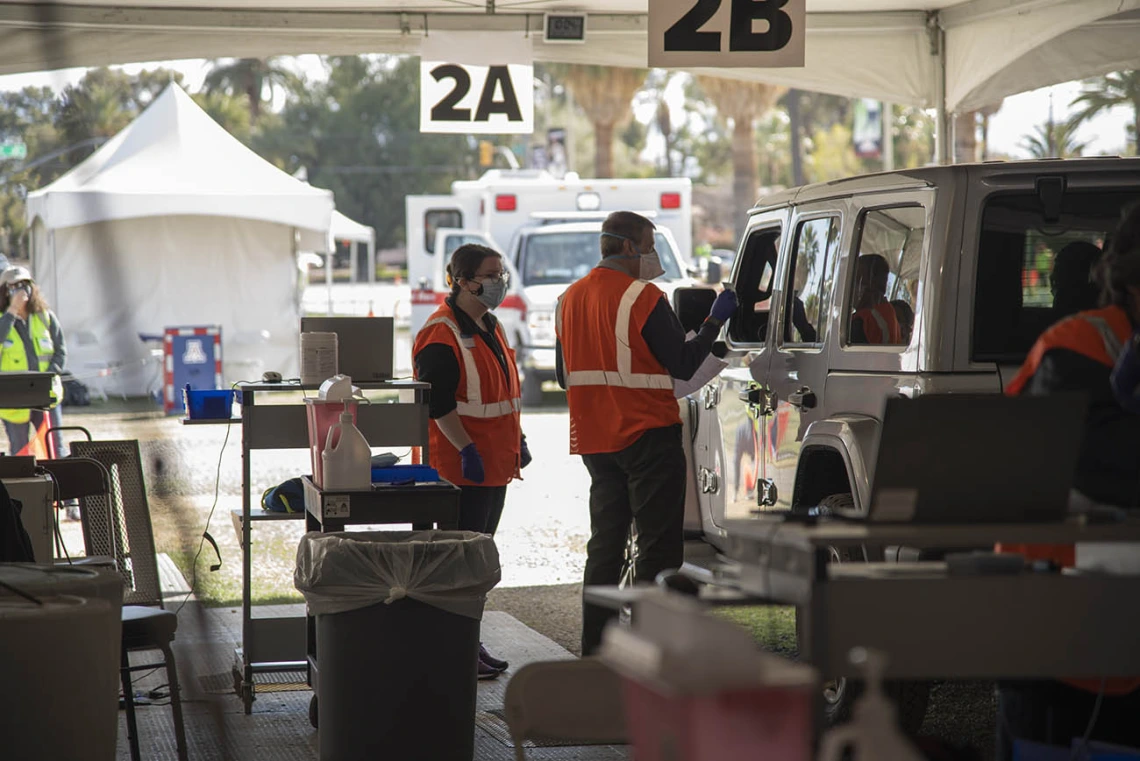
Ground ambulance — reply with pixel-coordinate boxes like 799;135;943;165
405;170;694;347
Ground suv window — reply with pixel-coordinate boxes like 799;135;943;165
783;216;840;345
425;209;462;254
847;205;926;347
729;226;783;345
972;189;1137;363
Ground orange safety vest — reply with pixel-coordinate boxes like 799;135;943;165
556;267;680;455
412;304;522;487
853;302;902;344
999;304;1139;696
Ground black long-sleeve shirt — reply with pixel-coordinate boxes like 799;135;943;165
556;292;720;389
413;297;511;419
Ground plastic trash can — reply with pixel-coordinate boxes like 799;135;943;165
295;530;501;761
0;563;123;761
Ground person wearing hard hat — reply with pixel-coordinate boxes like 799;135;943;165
0;266;67;459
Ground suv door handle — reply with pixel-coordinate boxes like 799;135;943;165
788;386;817;409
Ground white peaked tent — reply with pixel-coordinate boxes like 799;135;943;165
2;0;1139;160
26;84;334;396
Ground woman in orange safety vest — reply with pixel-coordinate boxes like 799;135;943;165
412;243;529;680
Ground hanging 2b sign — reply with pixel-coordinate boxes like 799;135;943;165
649;0;805;68
420;33;534;135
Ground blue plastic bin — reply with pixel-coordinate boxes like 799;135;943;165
184;388;235;420
371;465;440;484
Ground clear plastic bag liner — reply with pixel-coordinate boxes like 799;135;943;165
295;530;501;619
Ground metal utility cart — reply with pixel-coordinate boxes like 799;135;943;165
301;475;461;726
190;379;442;713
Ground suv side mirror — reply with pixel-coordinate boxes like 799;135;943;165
673;287;719;334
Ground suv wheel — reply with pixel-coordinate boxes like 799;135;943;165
814;493;931;735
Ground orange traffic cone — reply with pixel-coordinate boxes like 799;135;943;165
17;416;51;460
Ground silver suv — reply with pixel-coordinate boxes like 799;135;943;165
675;158;1140;727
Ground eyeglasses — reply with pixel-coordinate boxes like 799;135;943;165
601;232;656;256
474;271;510;286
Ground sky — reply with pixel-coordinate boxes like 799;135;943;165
0;55;1132;161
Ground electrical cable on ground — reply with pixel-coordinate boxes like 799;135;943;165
173;381;246;617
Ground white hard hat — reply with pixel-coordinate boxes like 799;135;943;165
0;265;33;286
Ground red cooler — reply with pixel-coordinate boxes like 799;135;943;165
306;399;359;487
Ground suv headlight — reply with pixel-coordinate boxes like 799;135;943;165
526;309;557;347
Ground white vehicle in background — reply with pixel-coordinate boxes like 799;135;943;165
406;169;693;342
506;221;695;404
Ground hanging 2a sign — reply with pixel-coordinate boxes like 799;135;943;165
649;0;806;68
420;33;534;135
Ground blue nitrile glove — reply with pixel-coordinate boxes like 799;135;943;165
1111;332;1140;415
460;443;485;483
709;289;738;323
520;435;532;469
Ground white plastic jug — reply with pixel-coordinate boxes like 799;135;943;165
321;411;372;490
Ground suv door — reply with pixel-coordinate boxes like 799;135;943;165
697;210;788;545
765;207;845;511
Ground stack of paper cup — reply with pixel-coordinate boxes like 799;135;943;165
301;331;338;385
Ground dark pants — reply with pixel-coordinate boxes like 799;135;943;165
996;681;1140;760
457;485;507;536
4;407;65;458
580;425;686;656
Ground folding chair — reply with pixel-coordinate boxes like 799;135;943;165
503;658;627;761
70;438;188;761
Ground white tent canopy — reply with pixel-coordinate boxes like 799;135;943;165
329;209;377;286
27;84;334;396
331;210;374;247
2;0;1139;159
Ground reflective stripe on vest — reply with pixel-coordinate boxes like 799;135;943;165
557;280;673;391
1082;315;1124;363
0;312;61;422
868;307;889;340
421;316;521;419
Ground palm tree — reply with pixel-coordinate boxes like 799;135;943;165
1068;71;1140;154
1020;119;1088;159
557;65;647;177
694;76;786;241
203;58;299;123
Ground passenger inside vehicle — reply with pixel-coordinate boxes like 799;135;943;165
850;254;902;344
1050;240;1102;319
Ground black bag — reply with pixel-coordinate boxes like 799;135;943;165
62;374;91;407
0;480;35;563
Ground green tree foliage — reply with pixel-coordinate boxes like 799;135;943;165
253;56;485;249
203;57;300;123
1020;118;1088;159
1068;71;1140;154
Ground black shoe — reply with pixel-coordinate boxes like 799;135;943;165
479;643;509;672
478;658;501;680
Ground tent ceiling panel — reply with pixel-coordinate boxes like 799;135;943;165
0;0;1134;114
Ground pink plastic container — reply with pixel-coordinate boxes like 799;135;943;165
619;678;814;761
305;400;359;487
